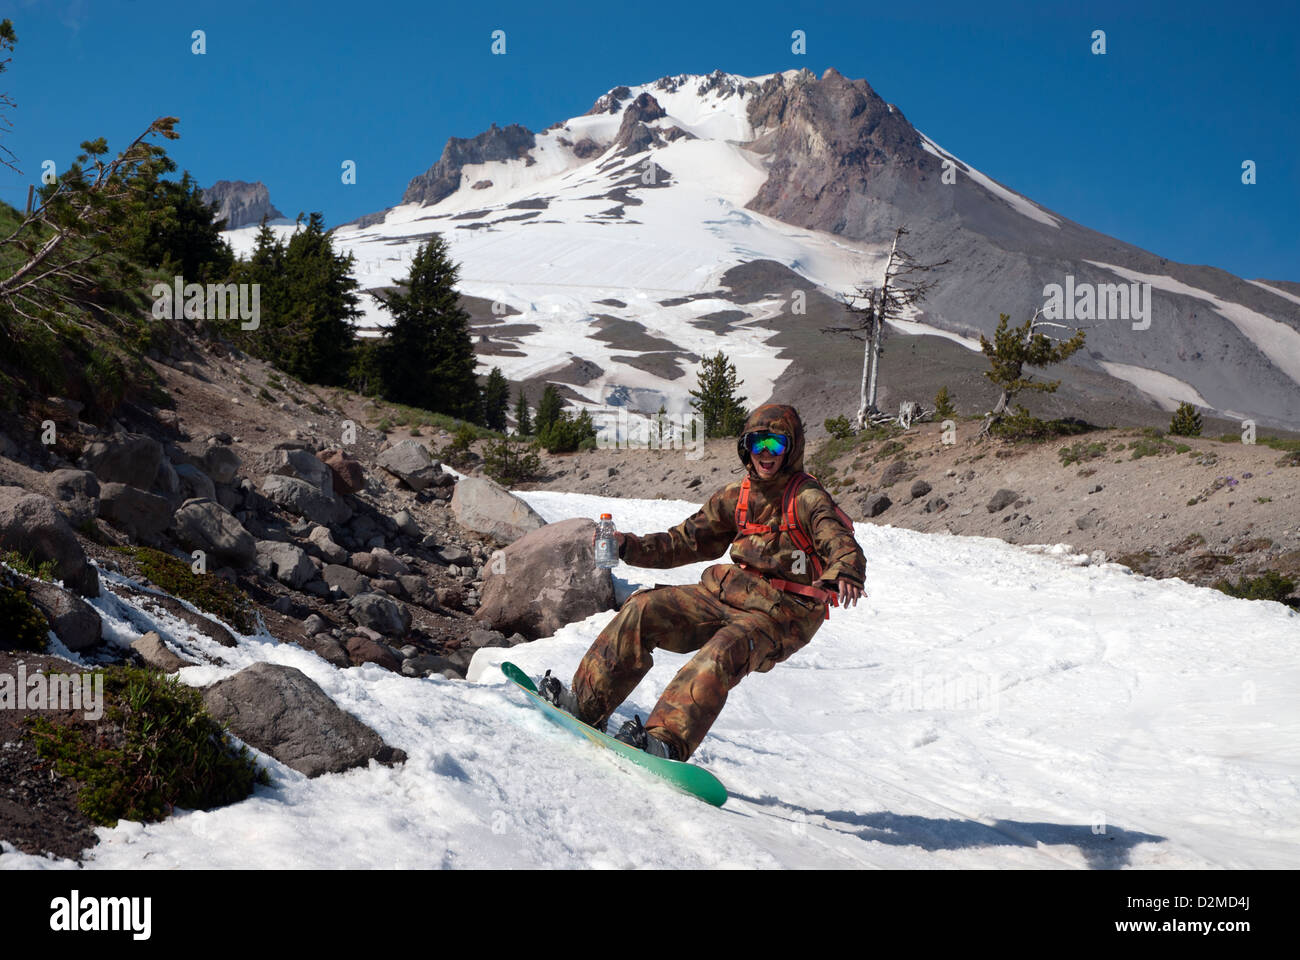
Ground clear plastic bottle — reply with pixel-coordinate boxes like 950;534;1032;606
594;513;618;568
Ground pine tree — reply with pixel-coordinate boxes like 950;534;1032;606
377;235;479;419
934;385;956;419
1169;401;1203;437
689;351;748;438
535;383;564;435
481;366;510;432
978;312;1085;434
513;387;533;436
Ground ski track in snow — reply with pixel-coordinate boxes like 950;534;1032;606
3;490;1297;870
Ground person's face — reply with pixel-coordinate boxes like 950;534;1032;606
748;432;789;478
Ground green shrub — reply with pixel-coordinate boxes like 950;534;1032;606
988;406;1092;443
0;577;49;651
1059;440;1108;466
1129;436;1176;459
824;415;855;440
122;546;256;634
26;666;270;826
2;550;58;581
1169;402;1202;437
482;437;543;486
1277;450;1300;468
1213;570;1297;604
437;424;479;468
538;410;597;453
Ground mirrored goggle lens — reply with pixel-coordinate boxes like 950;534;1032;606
747;433;788;455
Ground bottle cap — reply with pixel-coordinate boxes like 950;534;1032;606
600;513;612;520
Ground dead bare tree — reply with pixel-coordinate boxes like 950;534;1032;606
822;225;949;431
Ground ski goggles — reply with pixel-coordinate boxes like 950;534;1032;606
744;432;790;456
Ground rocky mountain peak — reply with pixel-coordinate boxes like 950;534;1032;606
202;180;285;229
401;122;537;208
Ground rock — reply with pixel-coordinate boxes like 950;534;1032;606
910;479;933;499
303;613;328;637
0;487;100;597
474;517;614;640
79;433;162;489
397;574;428;603
306;524;348;563
1075;510;1101;531
200;662;405;777
377;439;440;491
987;489;1019;513
436;584;468;611
270;596;294;614
155;459;180;498
171;498;257;567
393;510;420;538
344;635;403;671
98;483;174;544
879;460;911;487
450;475;547;545
860;492;892;518
42;469;100;528
347;592;412;638
203;445;241;485
270;448;335;498
465;628;509;649
131;630;195;672
0;430;16;458
173;463;217;503
215;483;243;513
261;474;351;525
319;449;365;495
401;653;464;678
302;634;350;668
433;543;472;565
350;548;412;578
255;540;316;589
25;580;102;651
923;497;948;514
323;563;370;598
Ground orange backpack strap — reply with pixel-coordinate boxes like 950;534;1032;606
735;476;777;536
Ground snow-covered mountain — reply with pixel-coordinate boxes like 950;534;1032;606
4;490;1296;869
222;69;1300;432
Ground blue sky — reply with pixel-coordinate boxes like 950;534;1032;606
3;0;1296;280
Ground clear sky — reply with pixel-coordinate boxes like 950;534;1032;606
3;0;1296;281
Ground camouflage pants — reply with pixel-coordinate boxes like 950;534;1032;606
571;563;826;760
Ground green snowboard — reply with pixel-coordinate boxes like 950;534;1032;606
500;661;728;807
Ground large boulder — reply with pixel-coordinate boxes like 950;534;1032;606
319;449;366;496
450;475;546;545
200;662;405;778
25;580;102;651
131;630;196;673
261;474;351;525
174;463;216;503
270;448;335;498
376;439;441;491
171;498;257;567
79;433;162;490
350;548;411;578
0;486;99;597
306;524;347;563
323;563;370;598
254;540;316;589
42;469;100;528
475;517;614;640
202;445;241;485
347;591;412;638
98;483;173;545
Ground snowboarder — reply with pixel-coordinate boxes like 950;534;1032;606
540;403;866;762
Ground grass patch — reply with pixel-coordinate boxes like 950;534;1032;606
26;666;269;827
0;571;49;652
2;550;58;582
119;546;256;634
1213;570;1297;604
1128;436;1178;459
1059;440;1108;466
988;408;1094;443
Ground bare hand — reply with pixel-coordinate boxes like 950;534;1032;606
835;579;864;607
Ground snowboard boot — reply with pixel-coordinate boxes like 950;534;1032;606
613;714;680;761
538;670;606;734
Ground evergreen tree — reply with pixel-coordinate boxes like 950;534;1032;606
1169;401;1203;437
119;169;234;282
513;386;533;436
934;385;957;419
279;212;361;386
535;383;564;435
978;313;1085;434
481;366;510;432
377;235;479;419
689;351;748;438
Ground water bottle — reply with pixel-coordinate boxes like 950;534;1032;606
594;514;618;568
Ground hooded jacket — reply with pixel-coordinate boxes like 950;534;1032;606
620;404;865;593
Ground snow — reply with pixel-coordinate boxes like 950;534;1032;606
1096;361;1211;411
1086;261;1300;387
917;134;1063;229
5;489;1297;870
1247;279;1300;308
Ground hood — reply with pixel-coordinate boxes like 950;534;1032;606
736;403;805;481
